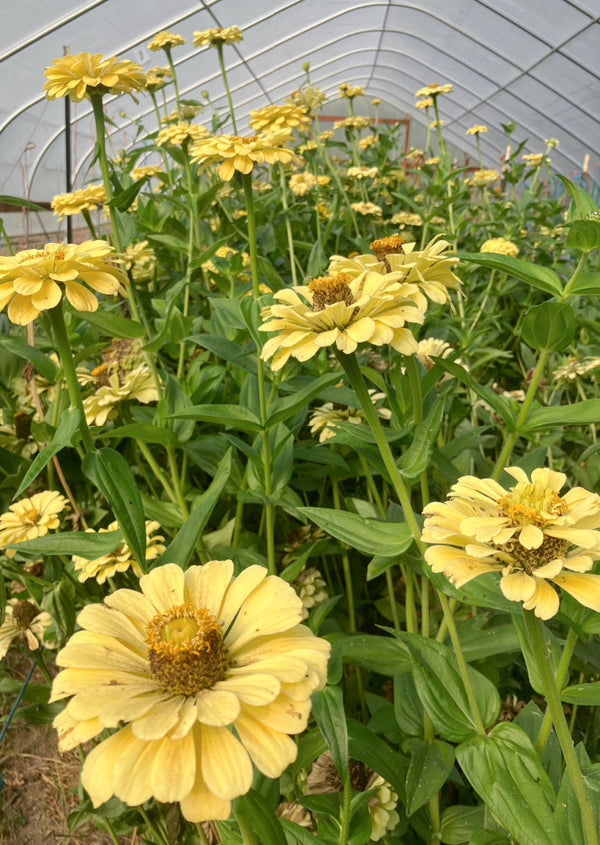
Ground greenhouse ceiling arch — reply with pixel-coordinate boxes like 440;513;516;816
1;0;599;204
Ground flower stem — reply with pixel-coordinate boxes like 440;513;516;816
523;610;598;845
535;625;578;755
339;775;352;845
279;167;298;285
32;648;53;684
48;302;95;453
242;173;276;574
217;44;238;134
332;477;356;632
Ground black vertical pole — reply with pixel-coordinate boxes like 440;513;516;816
64;46;72;242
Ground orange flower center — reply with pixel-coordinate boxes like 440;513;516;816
498;482;568;527
145;603;228;695
308;273;354;311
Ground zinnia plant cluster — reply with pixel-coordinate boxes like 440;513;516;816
2;24;600;845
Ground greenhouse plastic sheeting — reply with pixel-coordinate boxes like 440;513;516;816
1;0;599;204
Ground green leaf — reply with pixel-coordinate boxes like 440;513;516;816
457;622;521;662
234;790;287;845
456;723;558;845
440;805;486;845
513;615;562;695
395;632;500;742
347;719;408;801
99;423;176;445
298;507;413;557
405;738;455;816
14;408;81;499
0;336;58;380
107;178;147;212
152;449;231;569
564;219;600;252
306;237;326;277
567;271;600;296
398;396;445;481
555;747;600;844
330;632;410;674
393;672;424;736
312;686;349;783
0;194;48;212
266;373;341;428
521;301;576;351
188;334;257;374
458;252;563;296
560;682;600;705
79;309;145;338
429;358;515;428
522;399;600;433
83;447;146;566
169;404;263;432
556;175;598;221
43;578;76;638
279;820;321;845
8;529;123;558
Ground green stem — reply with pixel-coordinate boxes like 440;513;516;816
33;649;53;684
536;626;579;755
332;477;356;632
164;48;182;115
217;44;238;134
561;251;588;300
138;806;170;845
242;173;276;574
81;208;98;239
523;610;598;845
90;94;122;253
177;146;197;379
279;167;298;285
492;347;550;480
339;775;352;845
48;303;95;453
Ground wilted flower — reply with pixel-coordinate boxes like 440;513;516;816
259;271;424;371
291;567;329;619
190;130;297;180
0;491;68;558
414;83;453;98
0;599;53;657
0;241;127;325
193;26;243;48
156;121;209;147
306;751;399;842
480;237;519;257
422;467;600;619
415;337;453;369
51;185;106;220
147;31;186;51
466;124;488;135
43;52;145;102
72;520;166;583
51;560;330;821
249;104;310;133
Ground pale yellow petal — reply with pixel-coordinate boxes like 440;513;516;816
149;730;196;802
200;724;253;800
226;574;302;651
500;571;536;603
76;602;146;648
194;689;240;726
184;560;233;618
64;280;98;312
104;587;157;624
519;523;544;550
235;709;297;777
179;726;231;822
131;694;188;740
522;578;559;619
242;693;311;734
215;673;280;705
552;572;600;612
54;706;102;751
219;565;267;631
139;562;185;612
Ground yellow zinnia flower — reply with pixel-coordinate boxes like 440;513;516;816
415;97;433;110
289;172;317;196
350;202;382;217
43;52;145;102
249;104;310;133
286;83;327;113
0;491;68;558
480;237;518;257
333;116;371;131
422;467;600;619
193;26;243;48
0;599;53;657
0;241;127;325
72;520;166;583
414;83;453;98
328;235;461;310
522;153;546;167
338;83;364;99
189;130;297;181
347;166;379;180
123;241;157;283
51;184;106;220
259;271;424;371
156;121;209;147
82;364;158;426
51;560;330;821
466;124;488;135
469;169;499;187
147;31;186;51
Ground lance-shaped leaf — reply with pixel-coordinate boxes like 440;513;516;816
458;252;563;296
299;507;413;557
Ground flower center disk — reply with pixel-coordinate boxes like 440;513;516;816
145;603;228;695
308;273;354;311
